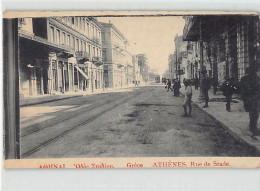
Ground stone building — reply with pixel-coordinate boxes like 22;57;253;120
100;21;131;88
183;15;260;84
132;55;143;85
136;54;149;82
18;16;103;98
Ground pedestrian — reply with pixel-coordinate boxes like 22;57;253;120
201;73;211;108
166;79;173;92
182;80;192;117
173;78;181;96
220;76;238;112
239;65;260;136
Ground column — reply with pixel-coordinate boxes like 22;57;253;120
62;62;65;93
48;60;52;95
77;65;80;91
71;63;75;92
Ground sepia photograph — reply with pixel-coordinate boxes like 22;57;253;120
3;11;260;168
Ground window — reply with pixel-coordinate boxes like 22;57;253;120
96;29;98;38
88;45;91;55
67;34;70;47
84;42;86;52
79;18;82;30
75;18;78;28
92;26;94;38
50;26;55;42
72;37;75;50
76;39;79;51
72;17;75;24
83;18;85;33
97;48;99;57
62;32;65;44
93;47;95;57
56;29;60;44
87;23;90;37
80;41;83;51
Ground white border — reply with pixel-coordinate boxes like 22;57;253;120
1;1;260;191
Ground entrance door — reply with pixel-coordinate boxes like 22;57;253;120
58;61;63;92
64;62;69;92
35;68;42;94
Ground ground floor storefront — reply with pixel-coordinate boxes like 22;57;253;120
19;38;104;98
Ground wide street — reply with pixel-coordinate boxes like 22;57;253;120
20;84;258;158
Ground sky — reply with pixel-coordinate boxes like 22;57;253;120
97;16;185;76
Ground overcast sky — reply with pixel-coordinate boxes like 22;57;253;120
97;16;185;76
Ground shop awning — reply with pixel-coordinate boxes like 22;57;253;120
74;65;89;80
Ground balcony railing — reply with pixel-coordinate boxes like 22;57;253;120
92;56;103;66
75;51;90;61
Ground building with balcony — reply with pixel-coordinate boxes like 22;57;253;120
183;15;260;84
100;21;130;88
18;16;103;98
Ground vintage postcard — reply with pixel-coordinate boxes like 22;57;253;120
3;11;260;169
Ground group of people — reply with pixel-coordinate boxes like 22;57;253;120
164;63;260;136
165;78;181;96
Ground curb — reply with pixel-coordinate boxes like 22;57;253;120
180;91;260;155
192;101;260;155
20;95;83;107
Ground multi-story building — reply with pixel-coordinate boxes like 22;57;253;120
183;15;260;84
136;54;149;82
132;55;142;85
168;53;177;80
174;35;189;82
100;21;130;88
18;16;103;98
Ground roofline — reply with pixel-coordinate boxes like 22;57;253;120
99;22;126;40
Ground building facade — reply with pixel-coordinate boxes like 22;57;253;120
183;15;260;84
18;16;103;98
136;54;149;82
101;22;132;88
132;55;143;85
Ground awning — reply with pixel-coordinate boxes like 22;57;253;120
74;65;89;80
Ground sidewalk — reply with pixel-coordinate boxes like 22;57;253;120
20;84;145;107
180;86;260;154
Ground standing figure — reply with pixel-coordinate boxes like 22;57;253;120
240;66;260;136
173;78;181;96
182;80;192;117
201;74;211;108
220;76;238;112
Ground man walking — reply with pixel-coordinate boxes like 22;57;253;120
201;74;211;108
182;80;192;117
240;66;260;136
166;79;173;92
